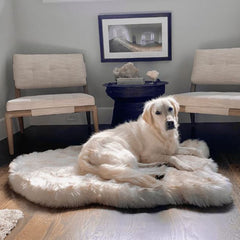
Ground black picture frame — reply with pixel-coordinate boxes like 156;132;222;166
98;12;172;62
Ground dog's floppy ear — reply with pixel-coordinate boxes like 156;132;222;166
169;97;180;118
142;100;154;125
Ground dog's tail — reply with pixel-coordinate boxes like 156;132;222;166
79;156;165;188
98;163;164;188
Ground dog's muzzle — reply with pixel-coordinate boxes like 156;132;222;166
166;121;175;130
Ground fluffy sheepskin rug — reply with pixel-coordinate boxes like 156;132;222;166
8;140;232;208
0;209;23;239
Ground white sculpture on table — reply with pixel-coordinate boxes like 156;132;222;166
113;62;140;79
113;62;143;85
146;70;159;81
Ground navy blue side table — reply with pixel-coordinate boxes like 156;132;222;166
103;80;168;126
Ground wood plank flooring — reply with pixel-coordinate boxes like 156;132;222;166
0;123;240;240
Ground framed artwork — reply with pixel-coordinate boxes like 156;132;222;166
43;0;114;2
98;12;172;62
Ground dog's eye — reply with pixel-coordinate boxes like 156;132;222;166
155;111;161;115
168;107;173;112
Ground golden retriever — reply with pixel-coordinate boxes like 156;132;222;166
78;96;206;188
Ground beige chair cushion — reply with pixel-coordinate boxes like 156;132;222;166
7;93;95;112
191;48;240;85
174;92;240;115
13;54;87;89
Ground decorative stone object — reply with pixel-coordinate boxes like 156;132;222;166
113;62;140;79
146;70;159;81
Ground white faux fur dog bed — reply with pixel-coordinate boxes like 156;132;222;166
8;140;232;208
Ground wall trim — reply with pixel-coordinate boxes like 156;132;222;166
29;107;113;126
0;117;20;141
1;109;238;140
0;107;112;140
0;118;6;141
28;108;240;126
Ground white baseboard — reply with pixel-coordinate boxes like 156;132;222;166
0;118;6;140
1;108;238;140
29;107;113;126
0;117;20;141
178;112;240;123
29;108;240;125
0;108;112;140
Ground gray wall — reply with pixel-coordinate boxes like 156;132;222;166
0;0;17;137
0;0;16;116
3;0;240;128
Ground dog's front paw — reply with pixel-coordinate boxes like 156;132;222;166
177;147;204;158
176;163;194;171
189;149;205;158
203;158;218;172
180;140;210;158
170;156;194;171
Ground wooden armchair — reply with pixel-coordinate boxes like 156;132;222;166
173;48;240;123
5;54;99;155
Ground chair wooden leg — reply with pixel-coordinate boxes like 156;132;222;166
5;113;14;155
86;111;92;133
18;117;24;133
86;111;91;127
92;106;99;132
190;113;195;124
190;113;196;138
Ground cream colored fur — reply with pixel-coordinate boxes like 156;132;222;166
8;96;232;208
9;143;232;208
0;209;23;239
78;96;217;188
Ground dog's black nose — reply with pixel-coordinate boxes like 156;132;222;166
166;121;175;130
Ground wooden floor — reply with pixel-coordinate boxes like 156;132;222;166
1;123;240;240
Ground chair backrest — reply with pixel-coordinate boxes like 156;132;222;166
191;48;240;85
13;54;87;89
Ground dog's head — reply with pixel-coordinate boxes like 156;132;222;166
142;96;180;133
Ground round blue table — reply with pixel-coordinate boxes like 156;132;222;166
103;80;168;126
